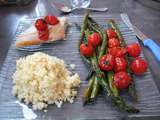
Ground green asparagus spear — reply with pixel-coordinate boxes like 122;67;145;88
87;19;108;101
90;76;99;101
90;53;139;113
83;75;95;105
107;71;118;97
78;13;89;51
108;19;125;47
99;78;139;113
79;13;94;105
108;19;138;101
81;14;139;113
84;20;103;101
88;18;119;98
80;13;89;37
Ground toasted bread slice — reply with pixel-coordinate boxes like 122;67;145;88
15;17;68;48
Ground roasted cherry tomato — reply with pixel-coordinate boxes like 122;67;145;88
44;15;59;25
113;71;131;89
106;29;117;39
108;47;127;57
80;43;94;57
130;57;148;74
114;57;127;72
88;32;102;48
38;29;49;41
35;19;48;31
99;54;115;71
126;43;141;57
108;38;120;48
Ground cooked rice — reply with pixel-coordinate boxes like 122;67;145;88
12;52;81;110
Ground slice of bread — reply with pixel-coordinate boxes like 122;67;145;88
15;17;68;48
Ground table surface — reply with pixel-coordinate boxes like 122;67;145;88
0;0;160;119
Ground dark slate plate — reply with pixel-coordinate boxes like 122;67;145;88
0;14;160;120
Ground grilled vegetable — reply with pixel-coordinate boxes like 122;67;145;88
80;43;94;57
130;57;148;74
90;76;99;101
87;18;106;101
126;43;141;57
79;13;94;104
98;77;139;113
80;14;139;113
114;71;131;89
88;32;102;48
91;52;139;113
83;75;95;105
108;47;127;57
108;19;138;101
99;54;115;71
106;28;117;39
78;13;89;49
108;19;125;47
107;71;118;96
108;38;120;48
114;57;127;72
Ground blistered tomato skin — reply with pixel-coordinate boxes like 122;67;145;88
130;57;148;75
88;32;102;48
80;43;94;57
99;54;115;71
113;71;131;89
35;19;48;31
45;15;59;25
126;43;141;57
108;47;127;57
106;29;117;39
114;57;127;72
108;38;120;48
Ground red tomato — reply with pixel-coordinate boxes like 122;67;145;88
35;19;48;31
130;57;148;74
38;29;49;41
113;71;131;89
114;57;127;72
45;15;59;25
108;38;120;48
80;43;94;57
126;43;141;57
106;29;117;39
99;54;115;71
88;32;102;47
108;47;127;57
